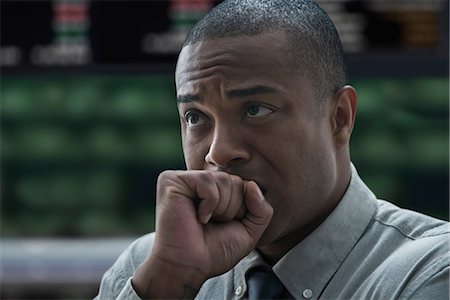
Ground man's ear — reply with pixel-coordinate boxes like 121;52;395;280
330;85;357;151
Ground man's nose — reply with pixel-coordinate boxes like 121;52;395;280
205;125;251;169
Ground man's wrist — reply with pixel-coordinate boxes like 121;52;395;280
131;254;207;299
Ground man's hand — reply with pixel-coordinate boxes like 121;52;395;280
132;170;273;299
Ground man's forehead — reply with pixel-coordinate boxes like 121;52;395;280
178;31;291;64
175;31;294;88
182;29;289;50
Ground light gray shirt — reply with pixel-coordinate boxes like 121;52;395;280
96;165;449;299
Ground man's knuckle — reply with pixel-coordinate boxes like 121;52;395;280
231;175;244;189
157;170;176;184
216;172;232;186
198;171;214;183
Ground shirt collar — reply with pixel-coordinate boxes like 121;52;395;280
232;250;268;297
272;163;378;299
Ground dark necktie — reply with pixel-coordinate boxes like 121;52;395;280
246;266;286;299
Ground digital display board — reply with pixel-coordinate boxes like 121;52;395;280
1;0;448;72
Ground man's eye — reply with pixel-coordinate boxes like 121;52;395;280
185;111;207;128
246;105;273;118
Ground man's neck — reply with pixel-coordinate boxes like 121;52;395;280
256;208;334;265
257;164;352;265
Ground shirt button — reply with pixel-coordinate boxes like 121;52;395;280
235;285;244;297
303;288;313;299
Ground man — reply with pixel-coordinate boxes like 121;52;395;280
96;0;449;299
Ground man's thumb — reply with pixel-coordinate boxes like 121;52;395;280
241;181;273;244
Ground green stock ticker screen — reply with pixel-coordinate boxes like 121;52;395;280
1;75;448;237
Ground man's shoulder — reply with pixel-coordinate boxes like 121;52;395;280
367;201;449;293
374;199;449;240
127;232;156;263
132;232;156;248
336;201;450;299
107;232;156;276
96;233;156;298
371;200;449;266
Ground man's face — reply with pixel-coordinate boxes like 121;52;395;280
175;31;340;246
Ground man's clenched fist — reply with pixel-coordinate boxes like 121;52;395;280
131;170;273;299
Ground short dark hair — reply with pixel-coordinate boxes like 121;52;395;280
183;0;347;103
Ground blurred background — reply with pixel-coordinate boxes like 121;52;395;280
0;0;448;299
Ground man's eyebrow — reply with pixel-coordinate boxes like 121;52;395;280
226;85;277;98
177;94;201;103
